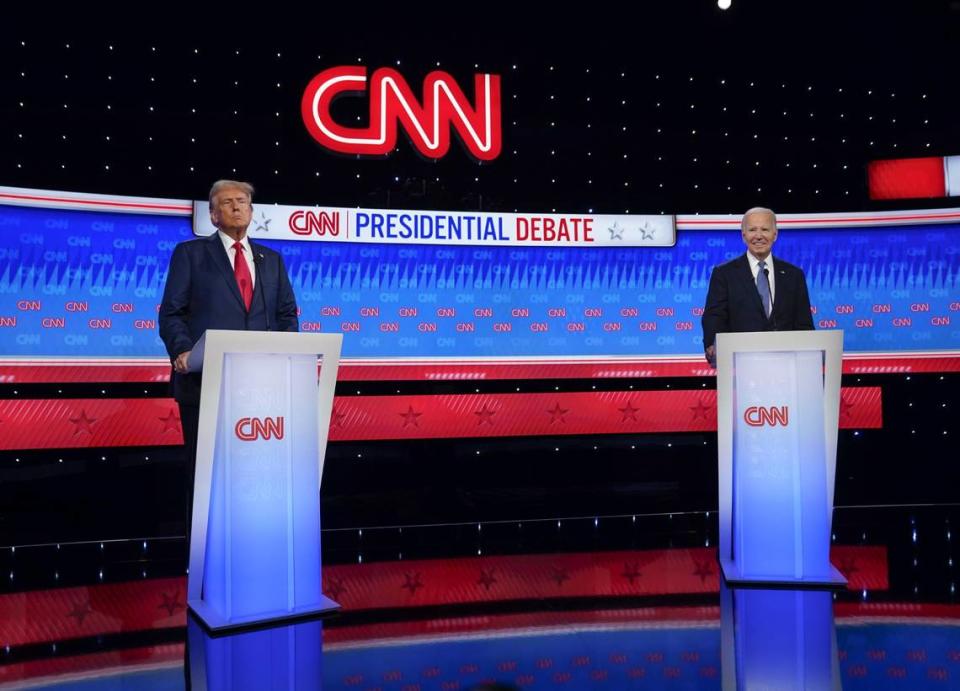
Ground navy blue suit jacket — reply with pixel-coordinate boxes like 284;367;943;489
158;233;298;404
701;253;814;351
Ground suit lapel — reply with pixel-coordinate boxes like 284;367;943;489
249;241;266;309
770;258;789;322
737;254;768;320
204;234;246;309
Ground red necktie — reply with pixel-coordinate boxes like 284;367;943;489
232;242;253;310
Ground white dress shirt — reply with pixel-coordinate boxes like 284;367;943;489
218;230;256;290
746;252;775;307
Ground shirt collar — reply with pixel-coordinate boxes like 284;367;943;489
217;230;251;255
746;251;774;271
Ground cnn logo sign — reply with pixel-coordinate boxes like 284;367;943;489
235;416;285;441
289;210;340;236
743;406;789;427
301;66;502;161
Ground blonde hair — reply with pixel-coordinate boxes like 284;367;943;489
208;179;254;209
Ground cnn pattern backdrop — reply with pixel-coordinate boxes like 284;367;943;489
1;203;959;359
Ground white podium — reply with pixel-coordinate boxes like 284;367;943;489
186;330;343;630
716;330;847;587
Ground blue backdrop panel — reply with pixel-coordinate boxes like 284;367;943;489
1;204;958;358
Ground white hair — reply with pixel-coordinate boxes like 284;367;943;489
741;206;777;231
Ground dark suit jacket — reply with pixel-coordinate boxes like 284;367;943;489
701;253;814;350
158;233;299;405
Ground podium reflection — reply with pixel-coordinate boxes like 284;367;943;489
721;582;841;690
187;614;323;690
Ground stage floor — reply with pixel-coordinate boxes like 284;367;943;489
1;504;958;689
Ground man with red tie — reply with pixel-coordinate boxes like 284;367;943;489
159;180;299;541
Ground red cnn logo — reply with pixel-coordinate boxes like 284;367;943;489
289;210;341;236
743;406;789;427
235;417;285;441
301;66;502;161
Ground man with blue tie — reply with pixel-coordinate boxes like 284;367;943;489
701;207;814;367
159;180;299;541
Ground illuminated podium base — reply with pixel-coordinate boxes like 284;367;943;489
188;595;339;634
720;559;847;589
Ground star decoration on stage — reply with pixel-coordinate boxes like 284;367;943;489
689;398;714;420
401;571;424;595
325;576;346;601
252;211;272;233
158;589;185;617
69;409;97;435
549;566;571;587
607;222;625;240
835;556;860;580
477;567;497;591
399;406;422;428
621;562;643;585
839;394;856;419
547;402;569;424
618;401;640;422
331;406;347;428
691;558;715;584
66;598;92;625
474;403;497;425
637;222;657;241
158;408;181;433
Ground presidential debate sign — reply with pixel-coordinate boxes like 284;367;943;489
191;202;676;248
1;186;959;361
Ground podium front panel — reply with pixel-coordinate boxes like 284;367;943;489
732;350;830;580
204;352;322;621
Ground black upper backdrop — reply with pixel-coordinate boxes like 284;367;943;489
2;6;960;538
5;3;960;215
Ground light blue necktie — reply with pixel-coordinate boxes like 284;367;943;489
757;260;771;317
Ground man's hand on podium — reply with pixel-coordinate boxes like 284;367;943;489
174;350;192;374
705;344;716;368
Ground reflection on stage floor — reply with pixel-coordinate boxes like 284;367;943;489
2;505;958;689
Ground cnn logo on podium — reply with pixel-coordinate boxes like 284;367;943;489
235;416;285;441
743;406;789;427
